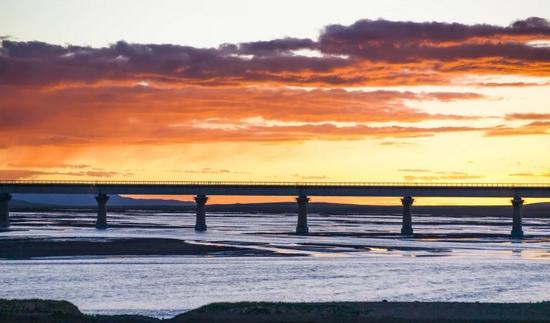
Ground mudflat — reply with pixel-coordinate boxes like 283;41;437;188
0;237;284;259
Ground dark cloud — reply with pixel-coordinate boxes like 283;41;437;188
321;32;550;64
319;17;550;47
235;38;317;56
1;17;549;87
318;17;550;63
510;17;550;31
0;39;348;87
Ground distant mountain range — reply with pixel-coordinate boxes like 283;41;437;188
7;194;550;217
11;194;192;207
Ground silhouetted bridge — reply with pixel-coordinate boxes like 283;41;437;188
2;180;550;238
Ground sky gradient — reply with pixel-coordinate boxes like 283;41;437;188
1;1;549;204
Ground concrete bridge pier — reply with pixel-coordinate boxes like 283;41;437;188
0;193;11;229
95;194;109;229
296;195;309;235
194;195;208;232
401;196;414;236
511;197;524;238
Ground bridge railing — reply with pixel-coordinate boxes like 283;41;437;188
1;180;550;188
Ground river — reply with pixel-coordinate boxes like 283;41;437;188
0;210;549;318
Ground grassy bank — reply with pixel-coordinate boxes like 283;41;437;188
1;299;549;323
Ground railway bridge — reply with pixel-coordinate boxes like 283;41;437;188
1;180;550;238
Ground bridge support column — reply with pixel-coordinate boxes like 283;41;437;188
195;195;208;232
511;197;524;238
401;196;414;236
296;195;309;235
0;193;11;229
95;194;109;229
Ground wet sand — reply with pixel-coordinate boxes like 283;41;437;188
1;299;549;322
0;237;290;259
0;235;477;259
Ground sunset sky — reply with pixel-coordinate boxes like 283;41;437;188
1;0;549;204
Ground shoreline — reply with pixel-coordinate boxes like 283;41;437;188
1;299;549;322
8;202;550;218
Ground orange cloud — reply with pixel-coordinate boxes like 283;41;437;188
404;175;484;181
0;84;490;148
509;172;550;178
485;121;550;136
0;169;131;180
401;169;485;181
505;113;550;120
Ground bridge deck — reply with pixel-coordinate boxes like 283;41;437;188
2;181;550;197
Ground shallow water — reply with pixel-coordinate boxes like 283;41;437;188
0;211;549;318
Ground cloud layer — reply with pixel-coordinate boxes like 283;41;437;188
1;17;549;87
1;17;549;181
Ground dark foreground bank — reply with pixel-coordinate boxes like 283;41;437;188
1;299;549;323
